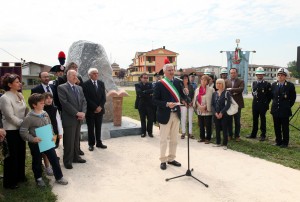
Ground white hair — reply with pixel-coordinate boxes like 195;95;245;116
88;68;99;76
163;63;174;72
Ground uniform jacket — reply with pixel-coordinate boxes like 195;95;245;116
270;81;296;118
225;78;245;108
251;80;272;110
153;78;186;124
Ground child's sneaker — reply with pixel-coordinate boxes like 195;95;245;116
45;167;54;176
56;177;68;185
36;178;46;187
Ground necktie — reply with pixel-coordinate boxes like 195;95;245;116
93;81;97;89
46;86;50;92
72;86;78;102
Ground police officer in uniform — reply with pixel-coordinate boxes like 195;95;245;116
189;72;198;90
135;73;154;138
246;67;272;141
271;68;296;148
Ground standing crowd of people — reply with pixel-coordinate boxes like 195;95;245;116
134;60;296;170
0;54;297;190
0;52;107;189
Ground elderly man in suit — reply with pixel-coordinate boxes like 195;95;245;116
153;60;186;170
82;68;107;151
58;70;87;169
225;68;244;142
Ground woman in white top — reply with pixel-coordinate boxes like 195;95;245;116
180;74;195;139
193;75;214;143
0;74;28;189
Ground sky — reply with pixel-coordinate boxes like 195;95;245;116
1;0;300;69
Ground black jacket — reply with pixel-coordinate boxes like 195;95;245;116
270;81;296;118
135;82;153;109
153;78;186;124
251;80;272;110
82;79;106;115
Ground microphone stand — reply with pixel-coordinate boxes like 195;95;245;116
166;80;209;187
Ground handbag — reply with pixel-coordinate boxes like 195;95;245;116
225;91;239;115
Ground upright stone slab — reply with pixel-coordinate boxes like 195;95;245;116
66;40;118;122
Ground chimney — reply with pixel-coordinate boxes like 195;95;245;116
163;46;165;49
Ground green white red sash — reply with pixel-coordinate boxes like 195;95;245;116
160;77;180;102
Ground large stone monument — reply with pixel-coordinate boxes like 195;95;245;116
66;40;126;122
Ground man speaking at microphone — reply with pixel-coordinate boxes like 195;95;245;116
153;59;186;170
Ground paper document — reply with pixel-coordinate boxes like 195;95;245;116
35;124;55;153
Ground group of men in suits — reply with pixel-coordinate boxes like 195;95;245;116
31;65;107;169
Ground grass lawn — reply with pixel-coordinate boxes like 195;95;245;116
123;90;300;170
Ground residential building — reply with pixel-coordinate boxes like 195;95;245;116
127;46;178;82
22;61;51;87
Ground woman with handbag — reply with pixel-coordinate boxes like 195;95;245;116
193;75;214;143
0;74;28;189
211;79;231;150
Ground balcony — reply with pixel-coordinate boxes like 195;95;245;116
145;61;155;66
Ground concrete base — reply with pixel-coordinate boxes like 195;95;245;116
80;117;142;141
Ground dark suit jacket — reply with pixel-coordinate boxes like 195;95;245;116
58;83;87;127
82;79;106;115
225;78;245;108
135;82;153;109
271;81;296;118
31;84;59;107
153;78;186;124
31;84;56;95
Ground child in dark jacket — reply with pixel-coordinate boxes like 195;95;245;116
20;93;68;187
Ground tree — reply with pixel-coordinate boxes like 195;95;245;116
287;60;300;78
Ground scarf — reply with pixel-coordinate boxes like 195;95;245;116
197;86;206;105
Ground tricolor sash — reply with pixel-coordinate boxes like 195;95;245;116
160;78;180;102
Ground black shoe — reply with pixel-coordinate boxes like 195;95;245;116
273;143;281;146
141;134;146;138
96;143;107;149
64;164;73;169
280;144;288;148
4;184;19;189
160;162;167;170
148;133;154;138
259;136;266;141
246;134;256;139
79;150;84;156
73;158;86;163
89;146;94;151
167;160;181;167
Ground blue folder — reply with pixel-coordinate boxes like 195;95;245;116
35;124;55;152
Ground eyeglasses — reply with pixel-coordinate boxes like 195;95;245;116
142;77;148;79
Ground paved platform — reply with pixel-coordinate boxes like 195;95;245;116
51;117;300;202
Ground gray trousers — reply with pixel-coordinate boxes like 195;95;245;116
63;121;81;165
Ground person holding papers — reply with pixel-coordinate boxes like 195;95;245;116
153;59;187;170
20;94;68;187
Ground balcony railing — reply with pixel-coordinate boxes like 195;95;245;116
145;61;156;66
